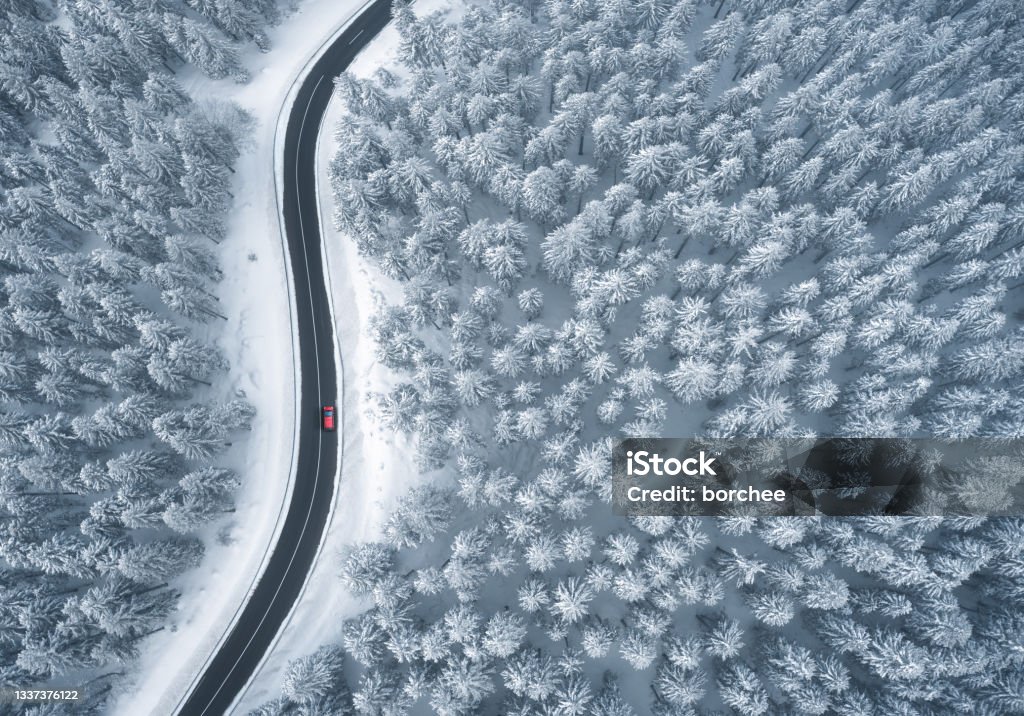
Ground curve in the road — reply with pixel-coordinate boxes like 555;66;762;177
178;2;393;713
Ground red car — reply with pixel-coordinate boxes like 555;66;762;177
321;405;336;431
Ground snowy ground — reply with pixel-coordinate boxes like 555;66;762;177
231;0;462;709
105;1;382;714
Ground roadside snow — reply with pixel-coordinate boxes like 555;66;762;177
106;2;377;714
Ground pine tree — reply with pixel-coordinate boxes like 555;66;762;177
550;576;593;623
590;673;636;716
116;538;203;585
340;543;395;596
282;645;350;707
620;629;657;670
352;667;403;715
153;406;228;459
654;660;707;707
342;613;386;668
482;611;527;658
382;486;453;548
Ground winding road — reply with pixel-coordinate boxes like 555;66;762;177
177;1;393;713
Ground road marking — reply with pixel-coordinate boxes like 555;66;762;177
198;72;328;716
348;28;364;44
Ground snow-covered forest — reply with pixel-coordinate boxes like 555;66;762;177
256;0;1024;712
0;0;275;704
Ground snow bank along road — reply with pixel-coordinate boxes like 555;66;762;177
177;1;394;713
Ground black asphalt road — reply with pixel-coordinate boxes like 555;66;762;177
177;2;393;714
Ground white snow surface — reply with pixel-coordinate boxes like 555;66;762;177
104;1;379;713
